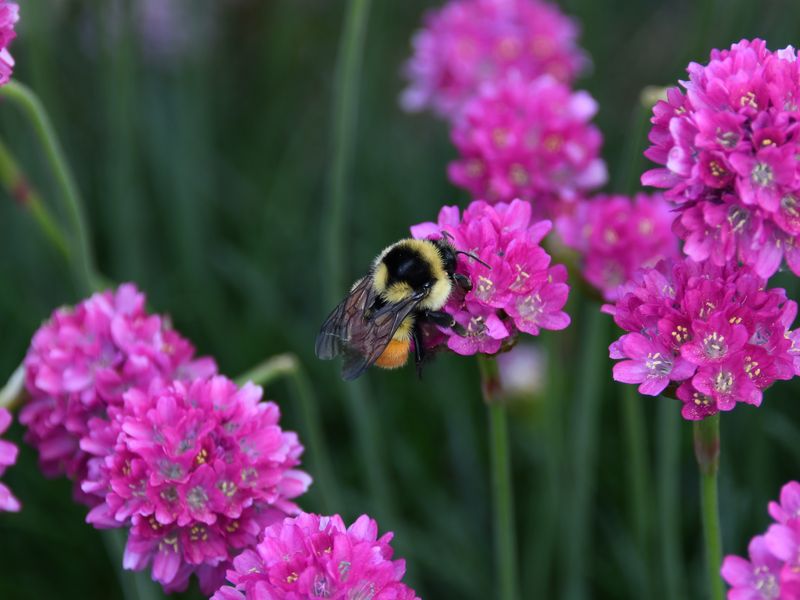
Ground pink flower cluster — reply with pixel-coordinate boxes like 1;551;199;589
401;0;588;120
449;74;606;215
212;512;419;600
81;376;311;595
412;199;570;355
0;408;20;512
643;39;800;278
21;284;216;502
0;1;18;85
604;257;800;420
556;193;679;301
722;481;800;598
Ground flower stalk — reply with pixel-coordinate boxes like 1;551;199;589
0;80;96;294
694;414;723;600
479;355;518;600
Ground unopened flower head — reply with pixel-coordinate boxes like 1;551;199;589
556;193;679;301
722;480;800;598
411;199;571;356
211;512;419;600
82;375;311;595
642;39;800;278
449;74;606;214
0;408;20;512
21;284;216;501
0;1;18;85
401;0;587;120
604;257;799;420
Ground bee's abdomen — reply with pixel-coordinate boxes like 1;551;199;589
375;338;411;369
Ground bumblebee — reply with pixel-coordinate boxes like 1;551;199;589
315;236;482;380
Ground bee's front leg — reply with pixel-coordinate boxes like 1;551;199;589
419;309;467;336
453;273;472;291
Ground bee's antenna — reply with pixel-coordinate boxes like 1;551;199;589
456;250;491;269
440;230;454;241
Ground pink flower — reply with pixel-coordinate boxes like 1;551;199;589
21;284;217;503
411;199;571;355
556;193;679;300
0;2;18;85
0;408;20;512
722;481;800;598
401;0;588;120
642;39;800;278
211;513;419;600
449;74;606;215
83;376;311;595
605;258;798;420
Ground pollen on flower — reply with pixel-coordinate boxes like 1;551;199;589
410;199;570;356
604;257;800;418
210;513;420;600
642;39;800;278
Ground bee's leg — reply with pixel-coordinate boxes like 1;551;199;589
453;272;472;291
411;325;425;379
420;310;468;336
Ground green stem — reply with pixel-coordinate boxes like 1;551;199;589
657;398;685;600
623;385;652;588
323;0;393;523
0;80;96;295
323;0;371;307
0;136;70;260
479;356;518;600
236;354;341;514
0;364;25;411
694;414;723;600
563;308;607;600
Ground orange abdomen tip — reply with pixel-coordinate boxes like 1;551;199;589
375;339;411;369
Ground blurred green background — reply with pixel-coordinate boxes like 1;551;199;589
1;0;800;598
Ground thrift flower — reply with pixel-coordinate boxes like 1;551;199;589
604;258;798;420
401;0;588;120
211;512;419;600
0;1;18;85
449;74;606;215
82;376;311;595
556;192;679;300
722;481;800;598
21;284;216;503
0;408;20;511
411;199;570;355
642;39;800;277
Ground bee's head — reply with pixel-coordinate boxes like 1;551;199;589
434;237;458;276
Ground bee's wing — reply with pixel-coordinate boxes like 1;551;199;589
315;277;427;381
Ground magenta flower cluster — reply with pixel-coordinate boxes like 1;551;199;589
412;199;570;355
401;0;587;120
449;74;606;215
604;258;800;420
722;481;800;598
0;408;20;512
556;193;679;301
643;39;800;278
21;284;216;502
212;512;419;600
81;376;311;595
0;1;18;85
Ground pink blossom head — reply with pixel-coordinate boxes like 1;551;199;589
21;284;217;500
556;193;679;301
604;257;799;420
411;199;571;356
449;74;606;215
0;408;20;512
211;512;419;600
82;375;311;595
722;480;800;598
0;2;18;85
401;0;588;120
642;39;800;278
